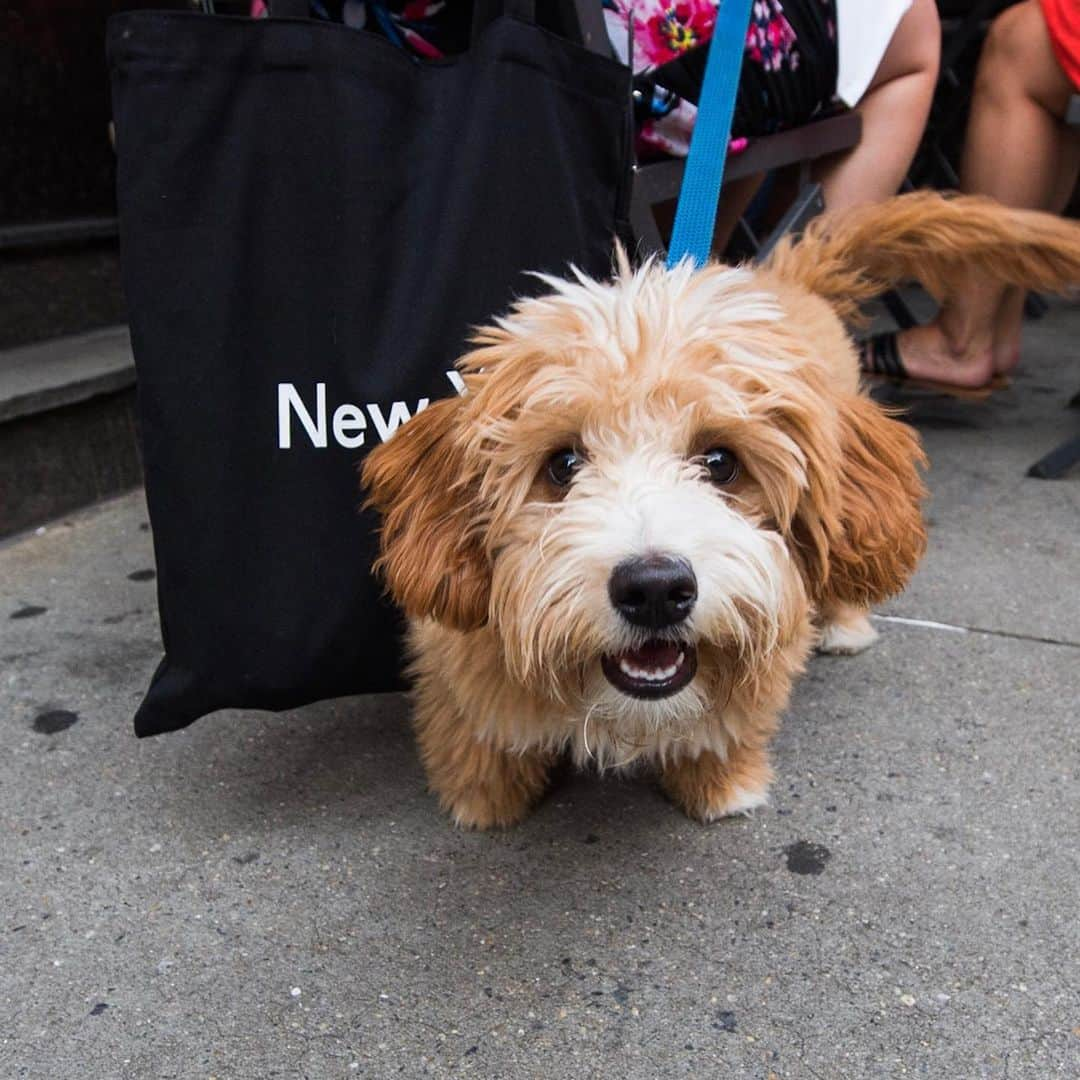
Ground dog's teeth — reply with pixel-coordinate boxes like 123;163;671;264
618;656;683;682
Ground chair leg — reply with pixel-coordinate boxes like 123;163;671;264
1024;292;1050;320
732;215;762;259
1027;436;1080;479
754;182;824;263
629;188;667;260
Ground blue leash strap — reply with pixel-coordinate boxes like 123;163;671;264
666;0;753;269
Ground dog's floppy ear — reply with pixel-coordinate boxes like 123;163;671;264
798;393;927;609
362;396;490;631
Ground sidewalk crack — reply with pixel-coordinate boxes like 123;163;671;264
872;613;1080;650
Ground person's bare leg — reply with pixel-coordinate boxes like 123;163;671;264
894;0;1076;388
816;0;940;209
991;132;1080;374
961;2;1075;206
987;287;1025;376
1048;132;1080;216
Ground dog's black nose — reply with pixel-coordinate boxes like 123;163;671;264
608;555;697;629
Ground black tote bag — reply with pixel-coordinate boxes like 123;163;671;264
108;7;631;736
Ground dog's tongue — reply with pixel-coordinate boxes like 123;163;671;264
621;640;681;670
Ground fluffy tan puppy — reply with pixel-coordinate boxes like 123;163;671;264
363;193;1080;829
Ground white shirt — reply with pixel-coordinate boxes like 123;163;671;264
836;0;913;106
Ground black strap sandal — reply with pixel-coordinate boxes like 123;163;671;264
860;331;1006;402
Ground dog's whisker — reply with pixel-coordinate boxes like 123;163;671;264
581;702;602;762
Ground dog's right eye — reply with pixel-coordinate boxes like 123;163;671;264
546;449;583;487
702;447;740;486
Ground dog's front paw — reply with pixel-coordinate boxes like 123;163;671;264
443;784;538;831
816;604;879;655
421;736;555;831
661;746;773;823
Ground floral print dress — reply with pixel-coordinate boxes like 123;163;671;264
604;0;838;158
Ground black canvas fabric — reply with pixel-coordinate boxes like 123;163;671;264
108;9;631;736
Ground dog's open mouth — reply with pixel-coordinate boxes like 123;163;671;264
601;640;697;699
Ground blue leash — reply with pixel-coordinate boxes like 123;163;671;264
666;0;753;269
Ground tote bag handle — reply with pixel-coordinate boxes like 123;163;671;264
666;0;753;269
472;0;536;36
268;0;309;15
267;1;536;28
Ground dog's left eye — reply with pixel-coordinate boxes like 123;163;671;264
546;448;584;487
702;447;740;485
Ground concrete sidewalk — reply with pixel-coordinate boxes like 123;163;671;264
2;305;1078;1079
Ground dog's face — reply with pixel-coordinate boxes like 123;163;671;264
364;261;925;739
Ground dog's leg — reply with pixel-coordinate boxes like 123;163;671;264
414;703;554;829
660;743;773;822
816;601;879;655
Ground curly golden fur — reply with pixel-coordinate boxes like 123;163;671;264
363;193;1080;828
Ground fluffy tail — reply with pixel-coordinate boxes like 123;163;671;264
763;191;1080;320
